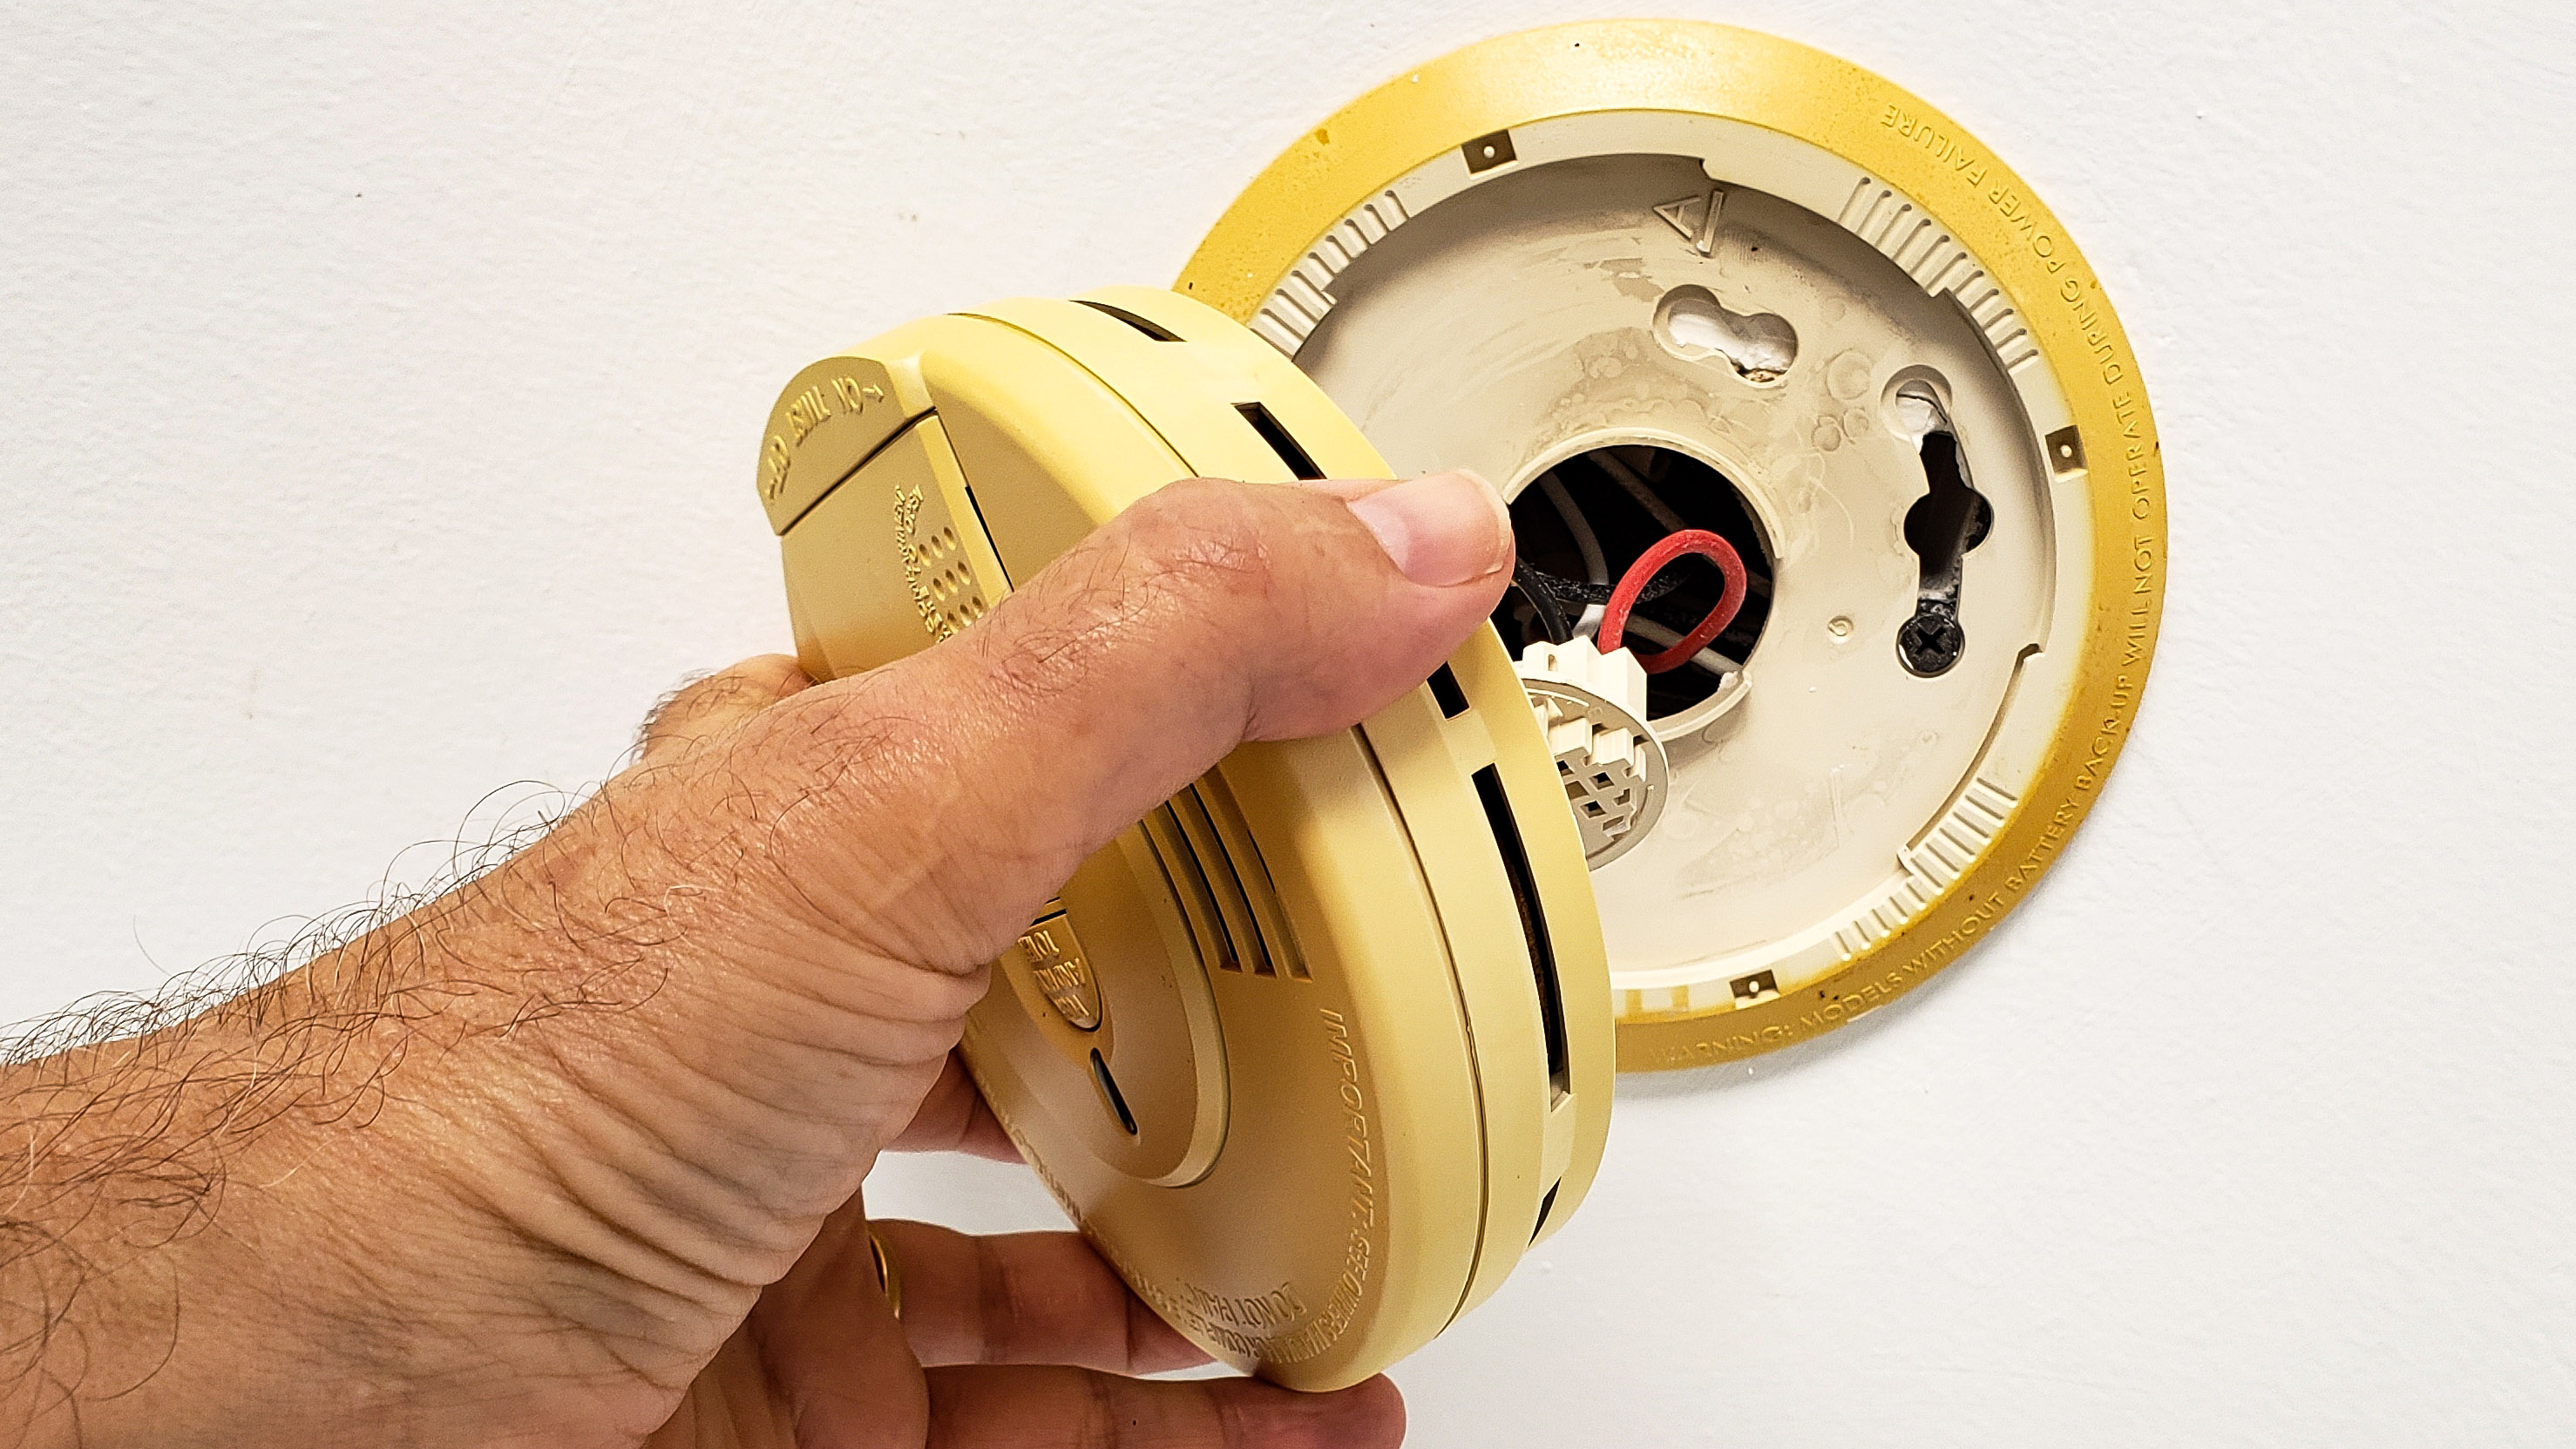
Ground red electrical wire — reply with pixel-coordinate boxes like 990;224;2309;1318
1597;529;1749;674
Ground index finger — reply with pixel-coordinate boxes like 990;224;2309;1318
871;1220;1206;1375
889;1049;1020;1161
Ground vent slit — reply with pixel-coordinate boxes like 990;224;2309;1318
1474;765;1567;1094
1074;299;1182;341
1195;774;1309;981
1169;788;1269;977
1427;664;1469;718
1090;1049;1139;1136
959;483;1012;587
1143;807;1238;972
1234;402;1325;480
1532;1182;1562;1242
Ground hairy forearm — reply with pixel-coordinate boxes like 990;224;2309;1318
0;896;497;1443
0;741;982;1447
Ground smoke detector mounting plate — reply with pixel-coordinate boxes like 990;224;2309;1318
1180;21;2166;1071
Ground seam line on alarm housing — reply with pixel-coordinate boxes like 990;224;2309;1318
776;412;931;536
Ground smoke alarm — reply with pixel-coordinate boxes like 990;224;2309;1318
1179;20;2166;1071
753;286;1612;1390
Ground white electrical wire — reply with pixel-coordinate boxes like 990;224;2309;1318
1537;472;1608;585
1536;471;1610;638
1619;615;1739;678
1589;448;1689;532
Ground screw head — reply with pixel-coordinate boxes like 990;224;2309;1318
1898;611;1965;676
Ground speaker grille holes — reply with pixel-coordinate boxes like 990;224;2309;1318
1655;285;1797;383
912;524;988;638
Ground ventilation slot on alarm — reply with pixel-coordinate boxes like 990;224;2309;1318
1146;779;1309;981
1474;765;1567;1094
1427;663;1470;718
1235;402;1325;480
1144;805;1244;975
1167;790;1270;976
1074;298;1183;341
1089;1049;1139;1136
1198;776;1308;979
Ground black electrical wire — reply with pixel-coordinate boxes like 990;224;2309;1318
1511;559;1576;645
1515;448;1776;648
1517;562;1686;608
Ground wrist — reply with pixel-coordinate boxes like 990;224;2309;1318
0;676;1003;1448
0;990;505;1448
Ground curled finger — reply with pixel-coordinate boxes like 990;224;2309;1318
925;1364;1402;1449
873;1220;1206;1375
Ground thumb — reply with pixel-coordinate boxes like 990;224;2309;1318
733;468;1513;967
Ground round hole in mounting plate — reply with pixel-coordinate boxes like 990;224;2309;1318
1177;20;2166;1070
1497;440;1775;725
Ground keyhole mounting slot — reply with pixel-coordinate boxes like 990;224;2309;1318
1895;387;1992;678
1654;286;1798;383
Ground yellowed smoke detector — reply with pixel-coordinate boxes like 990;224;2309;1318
755;287;1612;1390
1180;20;2166;1072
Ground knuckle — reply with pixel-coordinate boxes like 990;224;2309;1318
1125;477;1281;601
976;477;1284;708
1073;1370;1128;1449
1122;1291;1169;1372
637;668;718;741
976;1233;1022;1360
640;658;806;757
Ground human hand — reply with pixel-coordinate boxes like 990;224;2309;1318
0;470;1513;1448
626;658;1379;1449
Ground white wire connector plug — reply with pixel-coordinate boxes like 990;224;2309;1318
1515;636;1669;869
